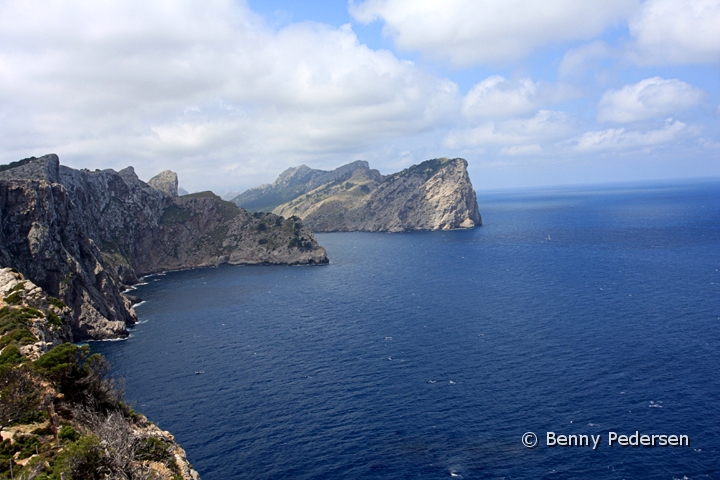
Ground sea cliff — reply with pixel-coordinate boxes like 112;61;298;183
0;267;200;479
0;154;328;341
233;158;482;232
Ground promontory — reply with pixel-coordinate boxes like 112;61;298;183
0;154;328;341
231;157;482;232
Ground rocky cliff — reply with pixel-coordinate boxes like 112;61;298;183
148;170;179;197
0;154;328;341
0;268;200;479
235;158;482;232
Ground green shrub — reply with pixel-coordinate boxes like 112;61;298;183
0;345;23;366
53;434;111;480
46;310;63;327
135;437;171;462
3;291;22;305
13;434;39;459
59;425;80;442
47;297;67;309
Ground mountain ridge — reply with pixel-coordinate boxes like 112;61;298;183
234;158;482;232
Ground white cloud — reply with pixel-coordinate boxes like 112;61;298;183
350;0;637;66
461;76;573;118
597;77;705;123
0;0;459;190
559;41;613;78
629;0;720;64
444;110;575;149
571;118;695;152
500;144;542;156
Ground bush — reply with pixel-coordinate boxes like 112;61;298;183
47;297;67;309
135;437;172;462
3;291;22;305
13;434;39;459
0;345;22;366
53;434;112;480
59;425;80;442
46;310;63;327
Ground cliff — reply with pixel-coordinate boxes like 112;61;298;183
0;268;200;479
235;158;482;232
0;154;328;340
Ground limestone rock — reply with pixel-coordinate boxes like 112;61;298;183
148;170;179;197
237;158;482;232
0;154;328;341
0;267;72;360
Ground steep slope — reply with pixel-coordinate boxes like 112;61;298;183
231;160;371;212
0;268;200;479
239;158;482;232
0;154;328;340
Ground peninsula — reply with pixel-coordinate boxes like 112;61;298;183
232;158;482;232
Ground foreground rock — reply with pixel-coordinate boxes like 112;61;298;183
233;158;482;232
0;154;328;340
0;269;200;479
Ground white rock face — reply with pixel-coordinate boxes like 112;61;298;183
272;158;482;232
148;170;179;197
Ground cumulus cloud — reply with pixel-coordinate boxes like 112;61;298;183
597;77;705;123
350;0;637;66
0;0;458;190
571;118;695;152
500;144;542;156
461;76;573;118
444;110;575;149
559;41;614;78
629;0;720;64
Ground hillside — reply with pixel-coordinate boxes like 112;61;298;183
234;158;482;232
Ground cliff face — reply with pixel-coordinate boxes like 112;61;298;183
238;158;482;232
0;268;200;479
148;170;179;197
0;154;328;340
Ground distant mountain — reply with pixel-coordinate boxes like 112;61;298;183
231;160;369;213
233;158;482;232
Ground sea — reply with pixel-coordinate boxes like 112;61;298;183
93;180;720;479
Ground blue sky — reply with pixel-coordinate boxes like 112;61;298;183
0;0;718;193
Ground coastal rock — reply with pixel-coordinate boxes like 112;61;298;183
0;267;72;360
148;170;179;197
0;274;200;479
0;154;328;340
237;158;482;232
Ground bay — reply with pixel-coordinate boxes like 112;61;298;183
94;180;720;479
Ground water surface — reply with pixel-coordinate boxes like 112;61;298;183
95;180;720;479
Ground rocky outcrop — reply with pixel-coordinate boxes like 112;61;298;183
148;170;179;197
0;271;200;479
0;154;328;340
0;267;72;360
237;158;482;232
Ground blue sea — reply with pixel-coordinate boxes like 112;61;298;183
94;180;720;479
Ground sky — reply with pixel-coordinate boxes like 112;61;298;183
1;0;719;194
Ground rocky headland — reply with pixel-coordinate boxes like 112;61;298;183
232;158;482;232
0;267;200;479
0;154;328;341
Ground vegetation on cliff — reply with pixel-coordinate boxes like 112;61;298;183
0;269;198;480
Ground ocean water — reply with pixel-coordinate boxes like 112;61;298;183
94;180;720;479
